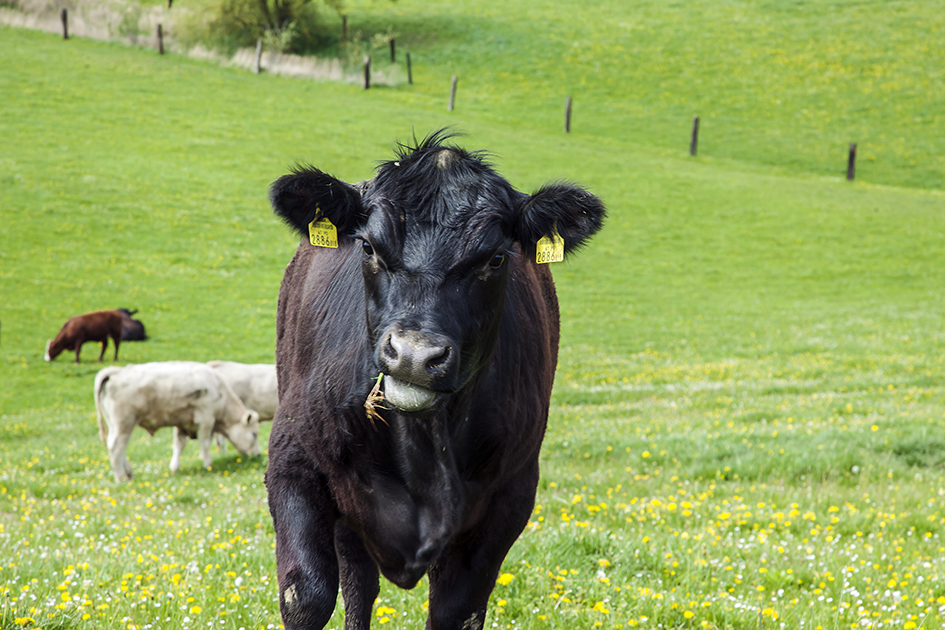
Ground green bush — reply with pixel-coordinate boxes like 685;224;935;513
339;24;396;68
182;0;329;54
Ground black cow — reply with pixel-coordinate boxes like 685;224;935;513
266;131;605;630
117;308;147;341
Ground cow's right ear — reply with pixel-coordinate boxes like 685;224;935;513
270;166;366;239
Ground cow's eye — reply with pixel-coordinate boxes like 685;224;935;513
362;240;375;257
488;253;506;268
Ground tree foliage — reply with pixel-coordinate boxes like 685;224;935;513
213;0;318;53
180;0;396;56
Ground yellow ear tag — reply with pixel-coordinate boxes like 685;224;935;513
535;226;565;264
308;216;338;249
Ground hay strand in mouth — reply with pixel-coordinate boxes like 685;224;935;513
364;372;389;430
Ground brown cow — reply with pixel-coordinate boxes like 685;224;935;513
45;309;123;363
265;131;605;629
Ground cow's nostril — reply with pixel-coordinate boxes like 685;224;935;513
425;346;452;375
382;336;398;362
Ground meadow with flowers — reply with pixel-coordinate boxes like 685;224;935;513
2;1;944;628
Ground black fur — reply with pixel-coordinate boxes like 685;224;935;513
266;131;605;630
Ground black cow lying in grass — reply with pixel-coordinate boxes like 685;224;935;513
117;308;147;341
265;131;605;630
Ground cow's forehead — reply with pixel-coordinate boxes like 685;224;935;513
362;198;509;270
362;148;517;264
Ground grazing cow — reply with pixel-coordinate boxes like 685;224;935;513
45;309;123;363
265;131;605;630
118;308;148;341
207;361;279;420
94;361;262;482
208;361;279;453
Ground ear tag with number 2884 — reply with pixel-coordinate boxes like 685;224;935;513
308;210;338;249
535;225;565;264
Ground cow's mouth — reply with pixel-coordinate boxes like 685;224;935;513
383;375;438;412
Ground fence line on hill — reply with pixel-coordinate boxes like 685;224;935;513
41;13;866;179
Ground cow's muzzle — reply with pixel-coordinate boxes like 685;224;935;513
377;328;456;410
379;328;455;386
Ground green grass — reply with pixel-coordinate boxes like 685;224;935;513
2;3;945;628
342;0;945;191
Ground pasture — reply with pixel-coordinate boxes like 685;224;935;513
2;0;945;627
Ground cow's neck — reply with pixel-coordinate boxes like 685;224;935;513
386;408;463;503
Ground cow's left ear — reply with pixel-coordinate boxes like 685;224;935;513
270;166;366;239
513;183;606;259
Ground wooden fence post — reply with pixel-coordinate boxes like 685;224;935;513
364;56;371;89
342;15;348;43
847;143;857;181
254;38;262;74
448;75;457;111
390;38;395;63
406;52;413;84
60;8;68;40
564;96;572;133
157;24;164;54
690;116;699;156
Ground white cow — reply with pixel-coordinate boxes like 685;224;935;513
207;361;278;452
94;361;262;482
206;361;278;420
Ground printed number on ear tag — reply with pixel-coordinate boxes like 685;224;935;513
536;227;565;264
308;216;338;249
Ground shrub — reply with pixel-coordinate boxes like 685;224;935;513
340;25;397;68
182;0;329;55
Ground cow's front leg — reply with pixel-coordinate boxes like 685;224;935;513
170;427;189;473
426;468;538;630
335;521;379;630
267;434;340;629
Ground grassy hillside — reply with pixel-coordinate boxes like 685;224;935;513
2;7;945;629
19;0;943;188
344;0;945;190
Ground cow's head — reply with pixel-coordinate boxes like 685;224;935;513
271;131;605;413
222;410;262;457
